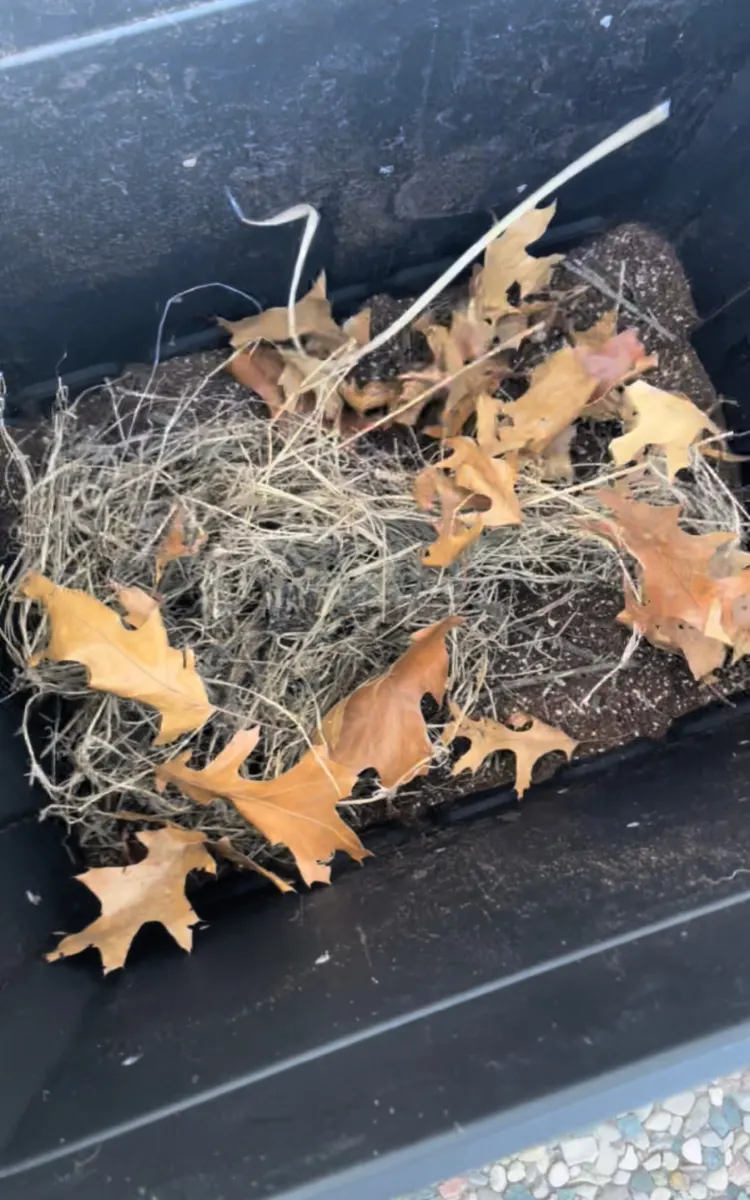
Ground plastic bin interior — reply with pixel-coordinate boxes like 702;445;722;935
3;2;750;1198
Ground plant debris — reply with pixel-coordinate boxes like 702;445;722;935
3;201;749;970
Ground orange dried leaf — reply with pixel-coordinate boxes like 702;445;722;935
591;489;750;676
22;573;214;745
320;617;462;788
476;204;563;320
111;583;159;629
437;437;521;527
342;307;371;346
225;343;286;414
494;346;595;456
46;826;215;974
443;702;577;797
414;467;484;567
156;729;366;887
610;380;720;480
340;378;401;414
618;579;727;681
155;508;206;584
218;274;343;348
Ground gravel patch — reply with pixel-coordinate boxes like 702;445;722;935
396;1070;750;1200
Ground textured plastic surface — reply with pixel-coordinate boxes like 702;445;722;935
3;0;750;1197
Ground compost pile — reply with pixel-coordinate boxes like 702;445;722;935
3;206;750;973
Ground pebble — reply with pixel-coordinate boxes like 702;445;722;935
489;1165;506;1193
664;1091;696;1117
703;1146;724;1171
547;1161;569;1188
404;1072;750;1200
706;1165;729;1192
645;1110;672;1133
685;1097;711;1138
560;1137;598;1167
594;1144;619;1176
617;1114;644;1140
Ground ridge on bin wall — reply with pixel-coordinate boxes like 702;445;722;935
1;0;750;400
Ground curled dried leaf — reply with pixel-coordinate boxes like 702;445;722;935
437;437;521;527
494;346;595;456
225;343;286;414
319;617;462;788
443;701;577;797
155;508;207;584
46;826;215;974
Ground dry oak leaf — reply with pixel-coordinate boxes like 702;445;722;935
443;702;578;797
340;378;402;415
110;583;159;629
22;573;214;745
475;204;563;321
46;826;216;974
156;728;367;887
155;508;207;584
218;274;343;348
210;836;295;894
225;343;286;414
414;466;484;567
573;312;656;413
319;617;462;789
609;380;720;480
494;346;596;456
590;489;750;671
618;578;727;681
437;437;521;527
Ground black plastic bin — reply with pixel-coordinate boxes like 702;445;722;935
4;2;750;1197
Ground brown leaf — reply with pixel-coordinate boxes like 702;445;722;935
22;573;214;745
539;423;576;483
340;379;402;415
156;729;366;887
443;702;577;797
475;205;564;320
155;508;207;584
278;349;344;421
111;583;159;629
414;467;484;567
618;579;727;681
591;489;750;676
342;308;371;346
610;380;720;480
225;343;286;415
211;836;295;894
218;274;343;348
573;314;657;416
437;437;521;527
494;346;595;456
46;826;215;974
319;618;462;789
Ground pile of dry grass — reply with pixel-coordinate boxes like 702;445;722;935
0;354;742;861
